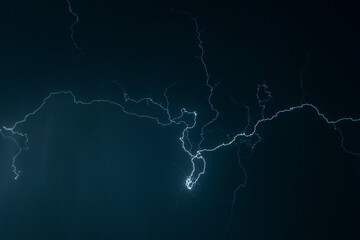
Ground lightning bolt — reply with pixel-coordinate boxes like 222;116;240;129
256;83;273;118
0;88;197;180
1;10;360;239
66;0;83;56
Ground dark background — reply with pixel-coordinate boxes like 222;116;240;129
0;0;360;239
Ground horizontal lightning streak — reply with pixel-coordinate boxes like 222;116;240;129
198;103;360;154
1;89;197;180
0;7;358;240
0;12;359;195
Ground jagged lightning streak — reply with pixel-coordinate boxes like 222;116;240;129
220;82;359;240
180;16;360;192
222;143;248;240
183;12;220;151
66;0;83;56
0;129;24;179
1;10;359;205
171;12;220;190
197;103;360;156
0;6;358;240
256;83;273;118
0;88;199;180
211;101;360;239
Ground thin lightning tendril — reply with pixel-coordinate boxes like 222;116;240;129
66;0;83;56
256;83;273;118
222;143;247;240
1;11;359;186
1;13;359;239
0;89;197;180
188;14;220;152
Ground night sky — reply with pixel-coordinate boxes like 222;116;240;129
1;0;360;239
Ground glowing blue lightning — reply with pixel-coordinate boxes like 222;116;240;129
171;12;219;190
0;88;198;180
195;103;360;156
256;83;273;118
66;0;83;56
1;6;359;240
190;14;220;151
219;102;360;239
0;129;25;179
1;10;359;204
222;143;248;240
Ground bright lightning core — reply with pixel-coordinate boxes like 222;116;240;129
1;12;360;196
